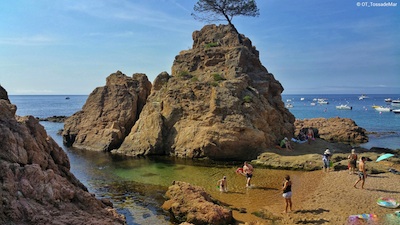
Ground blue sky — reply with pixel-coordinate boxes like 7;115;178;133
0;0;399;95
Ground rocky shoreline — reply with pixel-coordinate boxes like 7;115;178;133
0;86;126;224
253;138;399;173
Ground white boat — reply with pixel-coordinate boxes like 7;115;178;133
317;99;329;104
310;102;316;106
336;104;352;110
385;98;392;102
375;106;392;112
300;97;305;101
393;109;400;114
285;103;293;108
391;99;400;105
359;94;369;100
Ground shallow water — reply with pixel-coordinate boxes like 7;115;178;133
43;121;307;224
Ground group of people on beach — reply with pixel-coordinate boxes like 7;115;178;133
280;126;315;151
216;146;369;215
217;161;294;213
322;147;368;189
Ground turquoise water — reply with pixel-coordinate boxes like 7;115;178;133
282;94;400;150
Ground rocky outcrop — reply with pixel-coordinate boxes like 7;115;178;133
113;24;295;160
62;71;152;151
0;85;125;224
295;117;368;143
162;181;233;225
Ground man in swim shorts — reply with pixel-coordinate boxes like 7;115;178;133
354;157;367;189
243;161;254;187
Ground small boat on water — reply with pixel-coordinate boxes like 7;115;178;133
375;106;392;112
372;105;381;109
317;99;329;104
391;99;400;105
359;94;369;100
285;103;293;108
300;97;305;101
393;109;400;114
336;104;352;110
384;98;392;102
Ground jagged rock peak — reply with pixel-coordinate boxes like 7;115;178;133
113;24;295;160
192;24;256;54
62;71;152;152
0;85;10;103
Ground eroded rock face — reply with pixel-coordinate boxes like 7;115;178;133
0;85;125;224
162;181;233;225
113;24;295;160
295;117;368;143
62;71;152;151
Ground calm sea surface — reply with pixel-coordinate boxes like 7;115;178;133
8;94;400;224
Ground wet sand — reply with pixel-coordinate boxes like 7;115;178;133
211;170;400;225
207;139;400;225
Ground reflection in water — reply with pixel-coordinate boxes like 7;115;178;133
44;122;307;224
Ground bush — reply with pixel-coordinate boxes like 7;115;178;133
205;42;219;48
177;70;193;80
243;95;252;103
212;73;225;82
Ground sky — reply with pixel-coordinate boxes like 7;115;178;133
0;0;399;95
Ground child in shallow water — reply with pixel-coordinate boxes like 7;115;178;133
217;176;227;192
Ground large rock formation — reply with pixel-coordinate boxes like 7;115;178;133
0;85;125;224
63;71;151;151
162;181;233;225
113;24;295;160
295;117;368;143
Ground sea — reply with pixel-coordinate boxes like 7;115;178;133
9;94;400;150
7;94;400;224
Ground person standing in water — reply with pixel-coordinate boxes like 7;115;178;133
243;161;254;187
217;176;227;192
282;175;293;213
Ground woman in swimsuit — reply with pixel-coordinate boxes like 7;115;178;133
282;175;293;213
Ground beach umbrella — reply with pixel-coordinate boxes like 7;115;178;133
376;153;395;162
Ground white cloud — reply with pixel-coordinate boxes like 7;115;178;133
0;35;57;46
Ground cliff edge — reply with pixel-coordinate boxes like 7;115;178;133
0;85;125;224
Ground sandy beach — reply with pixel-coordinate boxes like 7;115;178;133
207;139;400;225
215;170;400;225
279;171;400;225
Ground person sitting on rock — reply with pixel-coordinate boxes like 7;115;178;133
280;137;293;150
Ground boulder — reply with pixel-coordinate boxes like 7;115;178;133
162;181;233;225
0;85;125;224
295;117;368;143
62;71;152;151
113;24;295;160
